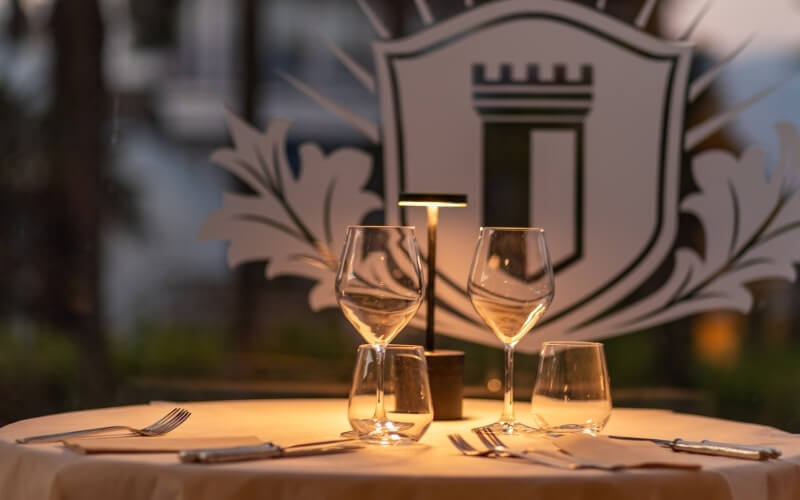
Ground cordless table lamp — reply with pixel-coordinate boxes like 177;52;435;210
398;193;467;420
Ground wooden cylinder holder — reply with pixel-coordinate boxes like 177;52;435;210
425;349;464;420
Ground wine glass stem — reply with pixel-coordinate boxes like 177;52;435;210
501;344;515;423
374;344;387;421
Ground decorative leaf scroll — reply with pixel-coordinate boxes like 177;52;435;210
592;123;800;334
201;112;800;347
200;112;383;310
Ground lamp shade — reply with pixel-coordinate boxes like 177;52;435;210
397;193;468;207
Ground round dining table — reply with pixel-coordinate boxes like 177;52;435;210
1;398;799;500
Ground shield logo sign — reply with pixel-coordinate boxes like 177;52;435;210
376;0;692;347
205;0;800;353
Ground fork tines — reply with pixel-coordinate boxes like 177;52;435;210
144;408;191;435
448;434;469;452
475;428;503;449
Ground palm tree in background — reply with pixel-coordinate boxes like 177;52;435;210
44;0;111;404
2;0;136;408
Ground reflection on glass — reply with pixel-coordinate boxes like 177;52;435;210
531;341;611;435
348;344;433;445
336;225;425;444
468;227;554;434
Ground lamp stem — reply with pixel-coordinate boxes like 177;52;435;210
425;206;438;352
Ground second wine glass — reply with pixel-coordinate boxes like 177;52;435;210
467;227;555;435
336;225;425;444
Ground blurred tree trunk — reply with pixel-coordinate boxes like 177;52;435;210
232;0;262;375
6;0;28;41
47;0;110;405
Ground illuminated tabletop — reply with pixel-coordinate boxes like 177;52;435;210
1;399;799;500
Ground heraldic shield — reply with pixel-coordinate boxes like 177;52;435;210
375;0;693;350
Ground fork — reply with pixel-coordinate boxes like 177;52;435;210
449;433;581;469
475;429;619;470
447;434;495;457
17;408;191;444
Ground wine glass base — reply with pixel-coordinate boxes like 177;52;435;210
348;418;417;445
472;421;540;436
358;432;418;446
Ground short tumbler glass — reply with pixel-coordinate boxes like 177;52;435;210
531;341;611;435
348;345;433;445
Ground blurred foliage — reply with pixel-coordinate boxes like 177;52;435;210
0;324;81;424
111;313;360;389
690;343;800;430
4;319;800;433
113;323;228;378
604;329;662;387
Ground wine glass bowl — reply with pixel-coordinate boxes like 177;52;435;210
336;225;425;444
337;292;422;346
336;226;424;346
467;227;555;434
469;290;551;346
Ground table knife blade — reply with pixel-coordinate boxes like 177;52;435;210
609;435;781;460
178;443;361;464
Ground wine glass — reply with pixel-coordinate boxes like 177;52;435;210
467;227;555;434
336;225;425;444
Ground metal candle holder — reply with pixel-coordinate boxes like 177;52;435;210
398;193;467;420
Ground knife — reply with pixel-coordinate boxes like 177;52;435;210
178;442;362;464
609;435;781;460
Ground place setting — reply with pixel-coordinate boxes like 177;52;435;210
9;222;785;471
445;226;781;470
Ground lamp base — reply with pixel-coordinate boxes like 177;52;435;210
425;350;464;420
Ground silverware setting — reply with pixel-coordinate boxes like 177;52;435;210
178;439;362;464
16;408;191;444
476;429;620;470
448;432;614;470
284;437;357;449
450;428;781;468
16;404;782;466
447;434;494;457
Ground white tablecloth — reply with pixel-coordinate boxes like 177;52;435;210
1;399;799;500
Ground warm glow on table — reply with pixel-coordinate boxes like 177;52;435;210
2;399;800;500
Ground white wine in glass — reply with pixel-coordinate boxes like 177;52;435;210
468;227;555;435
338;293;421;346
336;225;425;444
